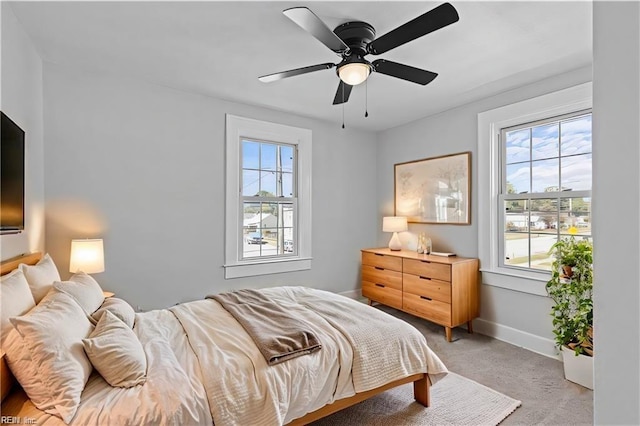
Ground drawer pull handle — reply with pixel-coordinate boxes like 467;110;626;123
419;276;431;280
375;283;385;288
375;266;384;270
420;296;433;301
375;253;384;257
421;260;431;264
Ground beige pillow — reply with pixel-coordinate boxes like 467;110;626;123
10;289;94;424
83;310;147;388
54;272;104;315
91;297;136;328
18;253;61;303
0;269;35;347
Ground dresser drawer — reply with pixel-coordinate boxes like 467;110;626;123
362;281;402;310
403;293;451;326
362;265;402;290
403;258;451;282
362;252;402;271
403;273;451;304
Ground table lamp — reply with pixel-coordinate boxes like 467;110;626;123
383;216;407;251
69;239;105;274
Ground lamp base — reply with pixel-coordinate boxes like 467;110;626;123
388;232;402;251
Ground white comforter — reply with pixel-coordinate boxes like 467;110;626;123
24;287;446;425
170;286;447;425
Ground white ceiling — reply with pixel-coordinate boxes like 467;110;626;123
8;1;592;131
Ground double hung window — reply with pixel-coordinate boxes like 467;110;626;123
501;112;592;272
477;82;592;295
225;115;312;279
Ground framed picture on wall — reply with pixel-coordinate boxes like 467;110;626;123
394;151;471;224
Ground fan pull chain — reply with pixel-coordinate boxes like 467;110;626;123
365;79;369;118
341;83;346;129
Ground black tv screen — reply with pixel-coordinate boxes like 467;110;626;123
1;111;25;233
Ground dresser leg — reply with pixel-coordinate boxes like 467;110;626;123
467;320;474;334
368;299;373;306
445;327;452;342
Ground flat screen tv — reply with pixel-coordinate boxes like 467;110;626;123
1;111;25;234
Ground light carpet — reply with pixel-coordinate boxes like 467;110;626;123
311;372;521;425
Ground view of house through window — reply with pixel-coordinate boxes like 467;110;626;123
241;139;296;259
501;111;592;272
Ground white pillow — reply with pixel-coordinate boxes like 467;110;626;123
0;269;35;347
83;310;147;388
9;289;94;424
18;254;61;303
54;272;105;315
3;328;49;405
91;297;136;328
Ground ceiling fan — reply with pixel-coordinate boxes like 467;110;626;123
258;3;459;105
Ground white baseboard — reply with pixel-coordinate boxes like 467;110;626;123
473;318;560;360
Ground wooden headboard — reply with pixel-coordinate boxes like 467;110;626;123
1;252;42;402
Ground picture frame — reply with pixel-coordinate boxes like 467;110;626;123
394;151;471;224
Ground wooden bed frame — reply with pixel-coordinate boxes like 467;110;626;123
1;252;431;424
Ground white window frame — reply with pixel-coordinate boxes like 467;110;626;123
224;115;312;279
477;82;592;295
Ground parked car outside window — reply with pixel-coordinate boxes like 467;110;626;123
245;233;264;244
284;240;293;252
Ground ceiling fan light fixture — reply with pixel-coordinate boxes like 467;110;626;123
338;62;371;86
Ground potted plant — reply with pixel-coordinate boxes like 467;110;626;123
546;234;593;389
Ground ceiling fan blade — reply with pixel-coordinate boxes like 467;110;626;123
332;81;353;105
368;3;459;55
259;63;335;83
372;59;438;85
283;7;349;53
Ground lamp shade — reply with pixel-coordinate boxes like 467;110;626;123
382;216;408;233
69;239;105;274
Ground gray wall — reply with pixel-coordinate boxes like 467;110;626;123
42;63;378;310
592;2;639;424
376;66;591;347
0;4;45;260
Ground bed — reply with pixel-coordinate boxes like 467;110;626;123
0;252;447;425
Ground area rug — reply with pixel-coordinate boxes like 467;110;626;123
311;372;521;425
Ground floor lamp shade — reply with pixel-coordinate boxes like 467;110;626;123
383;217;407;251
70;239;105;274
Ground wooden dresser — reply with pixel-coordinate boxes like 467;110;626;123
361;248;479;342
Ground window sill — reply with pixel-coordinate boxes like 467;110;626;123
480;267;550;297
224;257;312;279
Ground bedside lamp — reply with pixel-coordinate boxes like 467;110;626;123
70;239;105;274
383;216;407;251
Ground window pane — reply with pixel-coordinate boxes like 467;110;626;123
260;171;277;195
280;172;294;197
561;153;592;191
530;198;557;234
261;144;277;171
242;170;260;196
529;233;555;271
561;115;592;156
531;158;559;193
531;123;559;161
281;203;294;227
505;199;529;232
560;197;591;235
506;163;530;194
504;233;529;268
280;145;294;172
505;129;530;164
242;140;260;170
